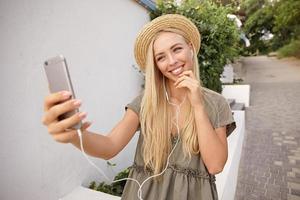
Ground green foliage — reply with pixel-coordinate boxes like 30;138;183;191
242;0;275;54
151;0;240;93
272;0;300;49
240;0;266;16
89;168;130;197
277;40;300;59
107;161;116;167
241;0;300;55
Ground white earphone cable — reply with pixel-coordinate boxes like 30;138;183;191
76;77;184;200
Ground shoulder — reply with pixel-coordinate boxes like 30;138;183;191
125;90;144;115
130;90;144;104
201;87;236;134
202;87;227;107
133;90;144;106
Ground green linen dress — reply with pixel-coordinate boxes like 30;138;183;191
121;88;236;200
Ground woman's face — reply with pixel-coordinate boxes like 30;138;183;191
153;31;194;82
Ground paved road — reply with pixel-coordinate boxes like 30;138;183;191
234;56;300;200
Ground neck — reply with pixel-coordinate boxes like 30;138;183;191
165;78;187;104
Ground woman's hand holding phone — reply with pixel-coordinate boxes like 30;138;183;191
42;91;91;143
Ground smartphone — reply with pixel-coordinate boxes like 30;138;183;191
43;55;82;130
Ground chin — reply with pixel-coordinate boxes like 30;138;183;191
168;75;180;83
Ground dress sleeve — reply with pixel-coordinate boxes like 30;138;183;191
125;93;143;131
215;97;236;137
125;93;142;116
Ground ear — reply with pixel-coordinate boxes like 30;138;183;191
188;43;194;57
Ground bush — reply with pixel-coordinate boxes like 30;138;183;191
277;40;300;59
89;167;130;197
151;0;240;93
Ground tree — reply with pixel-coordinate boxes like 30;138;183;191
240;0;300;54
272;0;300;49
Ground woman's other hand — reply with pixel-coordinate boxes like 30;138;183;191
174;70;204;107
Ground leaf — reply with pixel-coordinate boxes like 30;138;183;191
107;161;116;167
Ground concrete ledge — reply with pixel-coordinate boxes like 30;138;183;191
216;110;245;200
60;186;121;200
222;84;250;107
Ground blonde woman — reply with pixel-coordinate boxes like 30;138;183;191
42;14;236;200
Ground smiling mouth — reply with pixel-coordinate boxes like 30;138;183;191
170;66;183;75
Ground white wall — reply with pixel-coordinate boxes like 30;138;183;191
222;84;250;107
216;110;245;200
0;1;149;199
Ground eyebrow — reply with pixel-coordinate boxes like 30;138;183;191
154;43;183;57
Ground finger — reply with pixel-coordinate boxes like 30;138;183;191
44;91;72;111
48;112;87;134
52;130;78;143
43;99;82;125
174;74;190;86
81;121;92;130
179;70;195;79
175;79;196;90
175;80;189;89
174;75;194;87
174;76;185;87
180;70;193;76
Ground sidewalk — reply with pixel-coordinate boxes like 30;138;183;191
234;56;300;200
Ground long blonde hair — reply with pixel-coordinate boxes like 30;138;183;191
140;29;201;175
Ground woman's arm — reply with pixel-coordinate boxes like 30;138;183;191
193;104;228;175
42;91;140;160
174;71;228;175
70;109;139;160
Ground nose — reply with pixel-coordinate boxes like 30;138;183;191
167;53;177;66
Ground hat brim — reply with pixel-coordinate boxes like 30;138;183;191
134;14;201;71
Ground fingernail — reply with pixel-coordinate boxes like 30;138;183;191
78;112;87;119
61;91;71;98
73;100;82;106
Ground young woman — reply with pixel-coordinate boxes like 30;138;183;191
42;14;236;200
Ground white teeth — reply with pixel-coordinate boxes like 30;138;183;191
171;67;182;75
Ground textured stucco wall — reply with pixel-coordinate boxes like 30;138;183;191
0;0;149;199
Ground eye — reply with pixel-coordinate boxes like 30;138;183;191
174;47;182;52
156;56;165;62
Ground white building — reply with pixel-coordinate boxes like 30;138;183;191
0;1;151;199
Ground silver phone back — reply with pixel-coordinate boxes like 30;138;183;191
44;55;81;129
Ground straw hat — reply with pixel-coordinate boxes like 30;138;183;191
134;14;201;71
